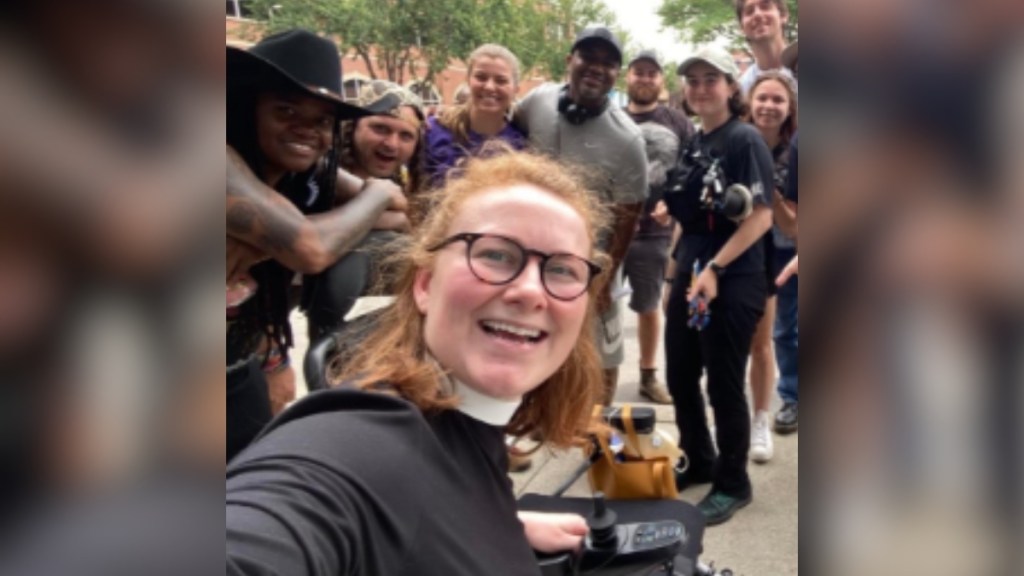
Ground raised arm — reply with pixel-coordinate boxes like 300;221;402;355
226;146;403;274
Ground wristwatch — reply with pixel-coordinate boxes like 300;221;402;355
707;260;726;277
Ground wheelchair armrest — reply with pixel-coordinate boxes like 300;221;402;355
517;494;706;565
303;333;339;392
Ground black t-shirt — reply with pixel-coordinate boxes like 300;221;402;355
625;106;695;238
666;116;774;277
785;133;798;204
227;389;541;576
626;106;695;146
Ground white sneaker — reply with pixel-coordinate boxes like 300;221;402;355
750;411;774;463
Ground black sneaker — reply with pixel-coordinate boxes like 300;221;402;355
674;467;712;492
774;402;798;434
698;490;752;526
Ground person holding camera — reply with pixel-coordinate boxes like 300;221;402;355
227;151;610;575
661;46;774;525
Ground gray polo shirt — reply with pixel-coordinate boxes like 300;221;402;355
515;83;649;369
516;83;648;207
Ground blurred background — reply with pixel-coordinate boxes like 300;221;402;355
799;0;1024;573
0;0;1022;574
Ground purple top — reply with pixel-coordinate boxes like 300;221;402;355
424;116;528;187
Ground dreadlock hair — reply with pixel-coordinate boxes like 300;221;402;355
226;80;342;358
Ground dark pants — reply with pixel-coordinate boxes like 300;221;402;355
774;246;799;404
665;272;765;498
304;231;400;341
303;251;370;341
226;357;272;464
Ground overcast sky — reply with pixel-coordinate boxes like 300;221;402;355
598;0;727;65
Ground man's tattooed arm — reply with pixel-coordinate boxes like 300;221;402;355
226;146;397;274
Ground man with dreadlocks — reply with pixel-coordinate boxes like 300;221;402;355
226;30;408;462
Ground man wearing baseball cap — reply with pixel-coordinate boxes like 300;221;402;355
515;26;648;407
622;50;694;405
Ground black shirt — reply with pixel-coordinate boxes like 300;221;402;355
626;106;695;146
227;389;541;576
669;116;774;277
785;133;798;204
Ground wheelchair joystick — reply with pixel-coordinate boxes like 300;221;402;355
566;492;687;576
588;493;618;549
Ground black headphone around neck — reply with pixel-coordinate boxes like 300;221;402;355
557;85;607;125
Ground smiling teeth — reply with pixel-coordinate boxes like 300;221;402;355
483;321;541;339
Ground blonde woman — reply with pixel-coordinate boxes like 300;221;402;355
424;44;527;186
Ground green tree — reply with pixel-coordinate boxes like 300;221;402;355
246;0;479;86
244;0;618;85
657;0;798;49
527;0;618;81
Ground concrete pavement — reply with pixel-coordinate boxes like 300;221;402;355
289;298;798;575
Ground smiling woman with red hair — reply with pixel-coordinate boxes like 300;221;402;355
228;151;613;575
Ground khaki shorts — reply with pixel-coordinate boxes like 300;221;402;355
594;268;625;369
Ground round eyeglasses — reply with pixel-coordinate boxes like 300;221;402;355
427;232;602;301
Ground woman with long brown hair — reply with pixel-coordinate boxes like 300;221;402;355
744;70;799;463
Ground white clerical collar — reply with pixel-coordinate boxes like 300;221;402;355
426;354;522;425
450;377;522;426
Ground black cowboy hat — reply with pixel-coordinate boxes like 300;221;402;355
227;29;391;120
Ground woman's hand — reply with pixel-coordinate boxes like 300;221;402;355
650;200;672;226
776;254;798;286
688;267;718;304
518;511;589;554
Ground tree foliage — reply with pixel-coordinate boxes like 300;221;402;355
246;0;479;85
657;0;798;50
530;0;618;81
244;0;617;86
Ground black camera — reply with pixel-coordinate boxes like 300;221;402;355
700;158;753;222
773;163;789;195
664;148;753;224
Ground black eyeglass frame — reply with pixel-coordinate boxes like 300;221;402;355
427;232;603;301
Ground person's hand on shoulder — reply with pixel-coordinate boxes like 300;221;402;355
362;178;408;212
360;178;410;232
